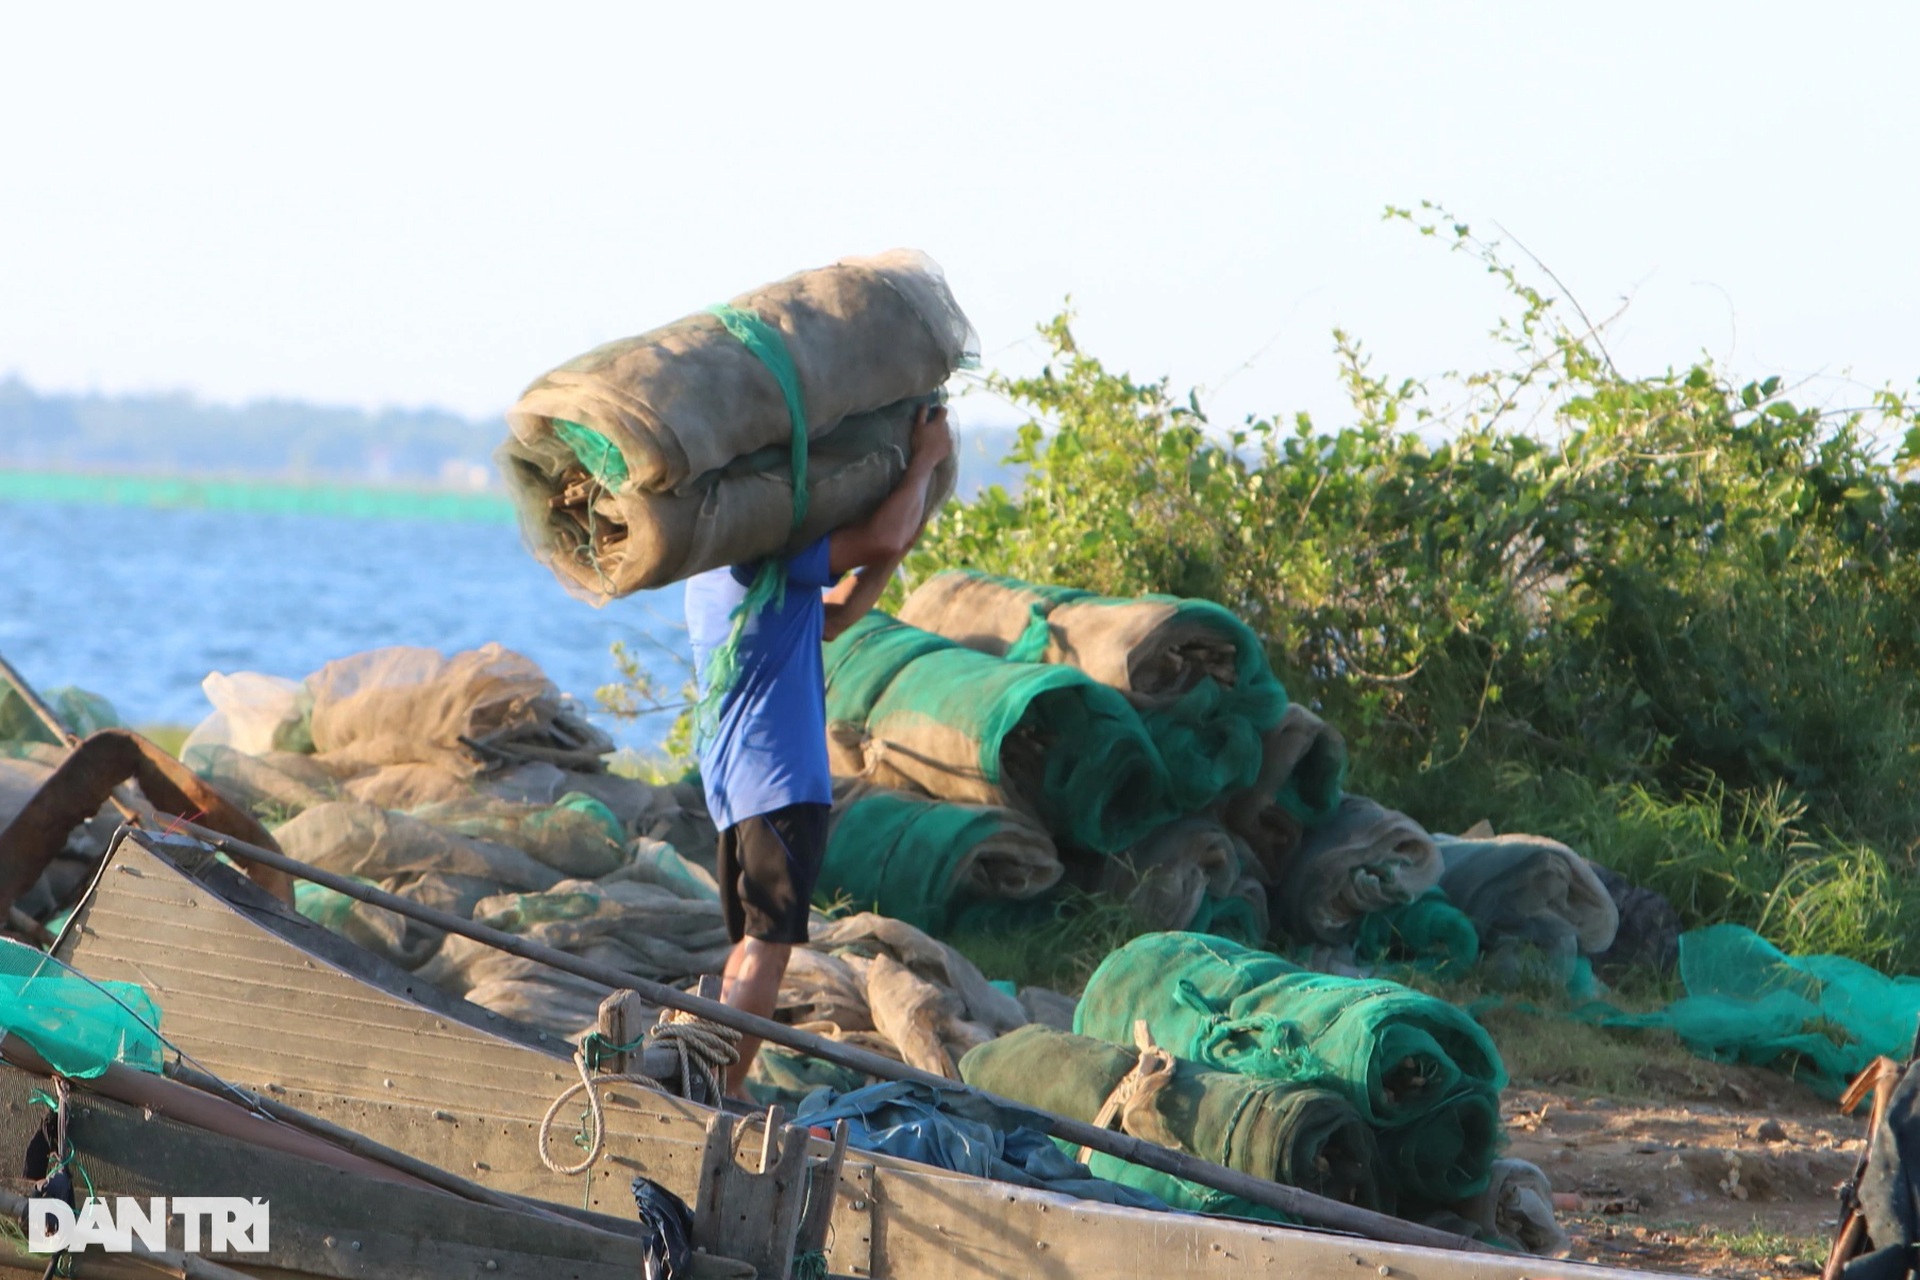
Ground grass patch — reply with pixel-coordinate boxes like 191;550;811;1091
945;891;1155;993
133;723;192;756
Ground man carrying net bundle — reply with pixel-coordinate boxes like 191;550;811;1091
687;404;954;1099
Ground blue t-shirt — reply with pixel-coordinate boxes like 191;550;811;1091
684;537;836;831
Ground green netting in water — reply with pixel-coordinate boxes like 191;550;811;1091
960;1024;1383;1219
1592;925;1920;1098
825;614;1179;854
1075;931;1504;1202
0;470;515;522
0;940;164;1078
1354;890;1482;979
0;685;120;747
819;789;1055;934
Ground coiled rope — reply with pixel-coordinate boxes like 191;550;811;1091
538;1008;742;1176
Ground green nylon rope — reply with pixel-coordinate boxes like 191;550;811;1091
693;304;812;745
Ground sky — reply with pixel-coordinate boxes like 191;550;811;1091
3;2;1916;436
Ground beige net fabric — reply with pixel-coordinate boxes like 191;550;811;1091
1271;796;1442;946
499;250;975;600
1099;818;1243;932
306;644;611;778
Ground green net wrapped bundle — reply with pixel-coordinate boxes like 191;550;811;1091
1099;817;1243;931
1270;797;1442;947
1219;705;1349;878
1354;889;1482;978
823;614;1178;854
1435;834;1620;968
897;570;1288;813
960;1025;1385;1218
819;782;1063;933
1076;931;1505;1202
497;251;974;602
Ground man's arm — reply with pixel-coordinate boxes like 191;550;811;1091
823;405;952;640
827;406;951;578
822;555;904;641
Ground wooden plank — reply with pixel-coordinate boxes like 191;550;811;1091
0;1062;645;1280
58;832;1688;1280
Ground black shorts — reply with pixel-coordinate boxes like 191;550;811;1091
716;803;829;945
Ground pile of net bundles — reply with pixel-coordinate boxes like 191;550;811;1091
1433;832;1620;987
1077;931;1507;1210
960;1023;1383;1220
496;251;975;602
183;645;652;827
816;781;1063;934
823;613;1179;853
897;570;1289;812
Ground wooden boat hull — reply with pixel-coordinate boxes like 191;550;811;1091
0;1057;680;1280
57;830;1685;1280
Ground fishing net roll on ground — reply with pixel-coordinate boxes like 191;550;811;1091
898;570;1289;813
823;614;1178;854
1075;932;1506;1127
1098;817;1244;933
1434;832;1620;964
1353;889;1481;977
1219;705;1350;875
959;1025;1386;1218
1270;796;1442;947
819;781;1063;934
499;250;975;601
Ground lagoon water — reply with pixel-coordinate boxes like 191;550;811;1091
0;501;692;750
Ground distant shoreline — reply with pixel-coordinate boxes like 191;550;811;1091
0;467;514;522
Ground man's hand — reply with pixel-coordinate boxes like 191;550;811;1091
910;404;953;472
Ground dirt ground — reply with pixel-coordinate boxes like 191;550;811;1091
1502;1060;1867;1279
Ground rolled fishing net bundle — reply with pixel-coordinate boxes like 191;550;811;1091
960;1024;1385;1219
1269;796;1442;947
1075;931;1505;1204
497;250;974;604
818;781;1064;933
823;614;1179;853
898;570;1289;814
1218;704;1350;880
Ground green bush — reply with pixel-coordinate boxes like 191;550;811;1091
909;203;1920;968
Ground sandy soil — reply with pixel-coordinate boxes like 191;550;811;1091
1502;1063;1868;1279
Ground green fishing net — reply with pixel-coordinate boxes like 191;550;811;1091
824;614;1180;854
1591;924;1920;1098
1076;931;1504;1203
936;572;1289;815
961;1024;1383;1219
0;940;164;1078
1354;889;1482;978
818;789;1056;934
0;686;120;748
